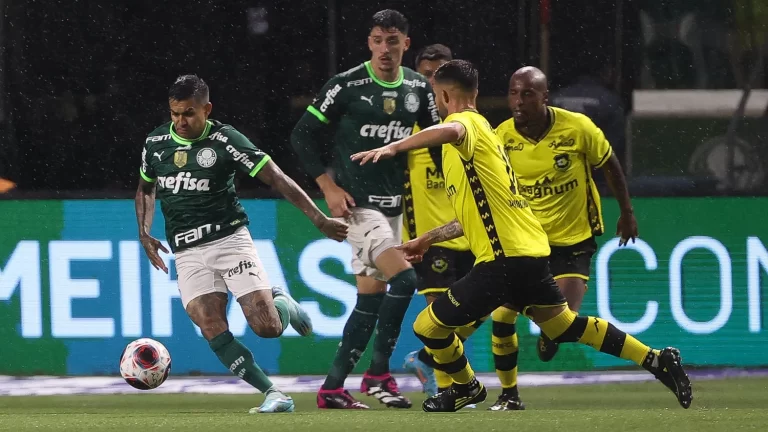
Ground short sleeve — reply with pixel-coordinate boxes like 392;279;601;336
139;140;156;182
448;114;477;160
582;117;613;168
417;82;441;129
306;76;346;125
224;129;272;177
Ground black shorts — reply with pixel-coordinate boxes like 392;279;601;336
549;237;597;280
429;256;567;327
413;246;475;296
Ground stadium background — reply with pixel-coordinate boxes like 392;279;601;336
1;0;767;377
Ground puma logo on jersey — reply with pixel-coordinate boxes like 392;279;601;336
157;172;211;194
359;121;413;144
153;151;164;161
360;95;374;106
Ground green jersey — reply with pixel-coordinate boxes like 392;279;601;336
139;120;271;252
291;61;440;216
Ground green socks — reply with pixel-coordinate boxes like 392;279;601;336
369;268;418;375
209;330;275;393
322;293;385;389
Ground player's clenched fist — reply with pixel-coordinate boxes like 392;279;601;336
318;217;349;242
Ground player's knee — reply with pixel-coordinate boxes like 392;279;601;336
248;318;282;339
491;306;519;324
199;320;229;341
413;307;453;344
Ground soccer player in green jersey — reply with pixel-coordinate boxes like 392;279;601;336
290;9;441;409
136;75;348;414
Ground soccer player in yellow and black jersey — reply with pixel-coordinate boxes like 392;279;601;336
401;44;487;399
351;60;692;413
486;66;638;410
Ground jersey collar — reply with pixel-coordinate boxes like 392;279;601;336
364;61;403;88
170;120;213;146
517;107;556;144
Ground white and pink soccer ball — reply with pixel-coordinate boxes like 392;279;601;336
119;338;172;390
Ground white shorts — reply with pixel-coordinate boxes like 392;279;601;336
343;207;403;281
174;226;271;309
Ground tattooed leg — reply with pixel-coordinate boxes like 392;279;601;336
238;290;285;339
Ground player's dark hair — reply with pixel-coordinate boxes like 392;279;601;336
370;9;409;35
415;44;453;68
434;60;478;92
168;74;209;103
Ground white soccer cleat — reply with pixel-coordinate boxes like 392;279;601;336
272;286;313;336
250;390;295;413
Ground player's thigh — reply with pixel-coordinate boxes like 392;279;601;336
429;262;507;328
207;227;273;301
176;248;229;340
346;208;409;281
510;257;569;323
356;275;387;294
549;238;596;311
414;247;462;296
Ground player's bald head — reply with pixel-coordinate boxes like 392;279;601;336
510;66;548;92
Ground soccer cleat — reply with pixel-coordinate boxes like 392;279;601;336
403;350;438;397
537;334;559;362
423;378;487;412
272;286;313;336
317;388;370;409
249;390;295;413
487;392;526;411
647;347;693;409
360;372;412;408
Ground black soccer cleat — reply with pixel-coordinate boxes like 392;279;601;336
422;378;487;412
537;334;559;362
646;347;693;409
487;392;526;411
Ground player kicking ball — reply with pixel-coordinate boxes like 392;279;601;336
136;75;348;413
291;9;440;409
351;60;692;412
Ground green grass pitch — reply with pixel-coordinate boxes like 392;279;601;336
0;377;766;431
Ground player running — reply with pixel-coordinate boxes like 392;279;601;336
400;44;486;401
136;75;348;414
290;9;441;409
485;66;640;410
351;59;693;413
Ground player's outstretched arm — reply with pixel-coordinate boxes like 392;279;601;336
601;153;638;246
135;178;169;273
350;122;466;165
256;160;348;242
396;219;464;263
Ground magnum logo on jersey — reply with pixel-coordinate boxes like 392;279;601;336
157;172;211;194
553;153;572;171
173;150;187;168
519;176;579;200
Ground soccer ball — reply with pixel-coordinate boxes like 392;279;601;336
119;338;172;390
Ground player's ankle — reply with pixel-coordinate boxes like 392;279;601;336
501;385;519;398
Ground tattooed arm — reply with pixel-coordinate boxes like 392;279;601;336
397;219;464;263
